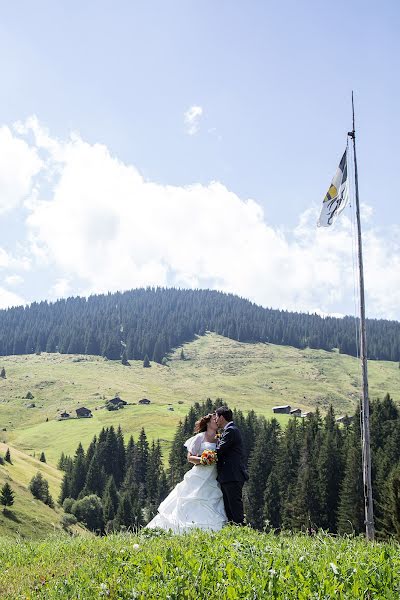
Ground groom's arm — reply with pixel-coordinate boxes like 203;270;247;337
216;428;237;456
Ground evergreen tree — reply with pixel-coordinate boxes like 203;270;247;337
5;448;11;463
59;458;73;504
29;472;54;507
146;441;167;517
263;468;281;529
143;354;150;368
317;406;342;532
291;415;322;531
116;425;126;483
380;463;400;541
167;422;189;488
58;452;67;470
0;367;5;378
125;436;135;469
0;482;14;510
39;451;46;463
102;475;119;524
134;428;149;496
246;419;280;529
337;433;364;535
70;443;87;499
180;348;185;360
84;452;106;497
115;491;133;529
277;418;301;528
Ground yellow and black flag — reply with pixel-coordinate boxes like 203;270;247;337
318;149;349;227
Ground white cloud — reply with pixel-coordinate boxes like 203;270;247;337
3;117;400;320
0;247;31;271
0;287;26;309
0;125;42;214
49;278;72;299
4;274;24;286
184;105;203;135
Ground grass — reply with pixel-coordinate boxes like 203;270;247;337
0;333;398;467
0;527;399;598
0;442;86;539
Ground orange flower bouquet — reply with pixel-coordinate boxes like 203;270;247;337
199;449;217;466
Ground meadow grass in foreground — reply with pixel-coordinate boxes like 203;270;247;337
0;527;399;599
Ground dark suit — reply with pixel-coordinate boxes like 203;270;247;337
216;422;248;524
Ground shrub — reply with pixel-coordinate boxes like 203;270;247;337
71;495;104;532
63;497;75;513
61;513;77;529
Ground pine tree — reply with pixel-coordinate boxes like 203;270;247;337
180;349;185;360
0;367;6;378
134;428;149;496
246;419;280;529
337;433;364;534
5;448;11;463
115;491;133;529
380;463;400;541
0;482;14;510
146;440;167;517
291;415;322;531
317;406;343;532
263;468;281;529
116;425;126;483
70;443;86;499
84;452;106;497
168;421;188;487
102;475;119;524
143;354;150;368
39;451;46;463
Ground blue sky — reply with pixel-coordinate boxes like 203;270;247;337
0;1;399;319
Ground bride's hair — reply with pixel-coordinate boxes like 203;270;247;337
194;413;214;433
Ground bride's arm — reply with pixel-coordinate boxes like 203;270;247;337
187;452;201;465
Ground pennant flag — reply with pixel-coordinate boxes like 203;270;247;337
318;149;349;227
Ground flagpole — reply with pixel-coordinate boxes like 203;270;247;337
348;92;375;541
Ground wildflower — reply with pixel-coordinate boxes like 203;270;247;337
132;543;140;550
330;563;339;575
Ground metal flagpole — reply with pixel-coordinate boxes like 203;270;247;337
348;91;375;540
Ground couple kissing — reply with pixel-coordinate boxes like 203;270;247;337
147;406;249;532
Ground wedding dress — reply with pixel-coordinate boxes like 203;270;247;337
146;433;227;533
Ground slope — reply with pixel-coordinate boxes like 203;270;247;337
1;333;398;466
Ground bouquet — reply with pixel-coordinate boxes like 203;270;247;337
199;449;217;466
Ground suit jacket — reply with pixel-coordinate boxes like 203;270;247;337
216;422;249;484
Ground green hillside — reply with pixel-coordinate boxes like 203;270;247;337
1;333;398;467
0;442;86;538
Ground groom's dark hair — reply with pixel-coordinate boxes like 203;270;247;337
215;406;233;422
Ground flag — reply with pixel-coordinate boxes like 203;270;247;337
318;149;349;227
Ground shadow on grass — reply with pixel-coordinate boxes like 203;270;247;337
2;509;21;523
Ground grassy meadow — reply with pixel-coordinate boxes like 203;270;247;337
0;527;399;599
0;442;87;539
0;333;398;467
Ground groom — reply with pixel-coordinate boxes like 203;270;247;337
215;406;248;525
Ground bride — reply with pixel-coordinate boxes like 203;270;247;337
146;413;227;532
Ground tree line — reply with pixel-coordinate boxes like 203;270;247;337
60;395;400;539
169;397;400;538
59;425;168;533
0;287;399;362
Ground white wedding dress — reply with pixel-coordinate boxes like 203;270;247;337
146;434;227;533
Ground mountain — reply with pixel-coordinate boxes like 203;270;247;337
0;288;399;362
